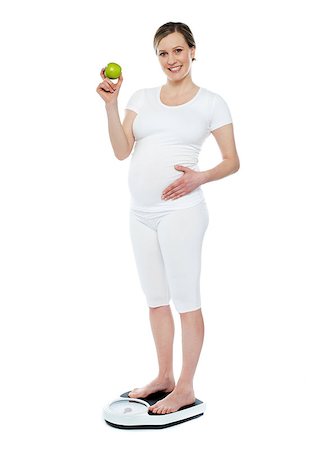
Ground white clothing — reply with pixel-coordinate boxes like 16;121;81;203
129;201;209;313
125;85;232;212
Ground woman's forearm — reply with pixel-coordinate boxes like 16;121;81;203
105;102;130;160
200;158;240;184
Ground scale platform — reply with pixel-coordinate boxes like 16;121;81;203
103;390;205;429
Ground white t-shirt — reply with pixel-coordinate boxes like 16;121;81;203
125;85;232;212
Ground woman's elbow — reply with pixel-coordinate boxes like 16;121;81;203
233;156;240;172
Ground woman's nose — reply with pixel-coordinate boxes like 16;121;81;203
167;55;177;65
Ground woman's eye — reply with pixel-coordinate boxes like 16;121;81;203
159;49;182;56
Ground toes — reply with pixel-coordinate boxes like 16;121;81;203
129;388;146;398
149;400;176;415
159;405;169;414
152;405;161;414
151;401;162;414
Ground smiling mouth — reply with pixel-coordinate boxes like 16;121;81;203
168;65;182;72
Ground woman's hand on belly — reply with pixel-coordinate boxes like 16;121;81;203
161;165;205;201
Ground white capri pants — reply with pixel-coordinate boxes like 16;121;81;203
129;201;209;313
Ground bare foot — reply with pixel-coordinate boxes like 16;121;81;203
128;376;175;399
148;386;195;414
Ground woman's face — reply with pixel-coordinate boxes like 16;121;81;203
156;32;195;80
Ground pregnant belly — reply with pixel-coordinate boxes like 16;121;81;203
128;146;198;207
128;159;180;206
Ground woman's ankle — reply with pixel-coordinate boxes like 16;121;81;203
157;372;175;384
175;379;194;392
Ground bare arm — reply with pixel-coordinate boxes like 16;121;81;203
96;68;136;160
201;123;240;184
105;103;136;160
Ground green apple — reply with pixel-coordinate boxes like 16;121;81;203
105;62;122;79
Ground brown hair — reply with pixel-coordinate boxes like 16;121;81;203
153;22;196;61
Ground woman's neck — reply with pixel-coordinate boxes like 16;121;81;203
163;75;197;94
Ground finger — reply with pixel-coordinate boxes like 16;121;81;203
97;81;107;91
163;187;184;199
172;193;183;200
168;191;184;200
99;82;114;93
107;78;119;89
164;184;181;195
98;81;110;92
100;68;106;80
116;72;123;86
162;183;177;195
103;79;117;92
170;186;185;195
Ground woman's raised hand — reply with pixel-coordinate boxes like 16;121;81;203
96;67;123;104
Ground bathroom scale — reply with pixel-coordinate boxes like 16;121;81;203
103;390;206;429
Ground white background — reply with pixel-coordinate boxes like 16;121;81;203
1;0;326;448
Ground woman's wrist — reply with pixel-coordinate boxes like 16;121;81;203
105;101;118;111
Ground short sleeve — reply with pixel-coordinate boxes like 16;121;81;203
209;94;233;131
125;89;145;113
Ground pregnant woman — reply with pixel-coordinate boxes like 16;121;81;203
96;21;240;415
